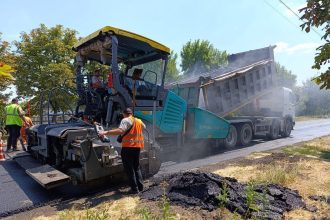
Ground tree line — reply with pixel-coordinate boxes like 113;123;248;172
0;0;329;123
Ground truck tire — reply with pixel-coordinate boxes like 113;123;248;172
237;123;253;146
268;121;280;140
281;118;293;137
223;125;238;149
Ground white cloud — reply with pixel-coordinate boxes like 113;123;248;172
275;42;289;53
274;42;320;55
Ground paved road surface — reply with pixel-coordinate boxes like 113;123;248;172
158;119;330;174
0;161;88;217
1;119;330;217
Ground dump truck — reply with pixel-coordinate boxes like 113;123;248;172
138;46;295;151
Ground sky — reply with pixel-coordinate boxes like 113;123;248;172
0;0;326;85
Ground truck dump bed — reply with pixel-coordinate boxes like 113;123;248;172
171;46;277;117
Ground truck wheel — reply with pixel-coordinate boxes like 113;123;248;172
281;119;292;137
268;121;280;140
223;125;238;149
237;123;253;146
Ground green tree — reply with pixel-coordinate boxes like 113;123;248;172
275;62;297;89
165;51;180;83
0;33;16;126
180;39;227;75
0;33;16;67
299;0;330;89
13;24;78;117
0;33;15;95
295;79;330;116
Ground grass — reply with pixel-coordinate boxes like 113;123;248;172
41;189;176;220
136;207;152;220
295;115;330;121
216;182;231;219
58;207;109;220
216;209;242;220
158;191;176;220
216;182;269;220
283;144;330;160
42;196;141;220
244;182;259;219
250;163;300;186
282;135;330;160
217;182;229;208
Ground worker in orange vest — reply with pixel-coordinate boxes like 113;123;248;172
98;108;145;194
19;116;33;151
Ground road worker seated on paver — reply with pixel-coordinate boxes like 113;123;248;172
125;68;149;96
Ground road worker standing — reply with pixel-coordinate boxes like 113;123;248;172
99;108;145;194
5;98;27;152
19;116;34;151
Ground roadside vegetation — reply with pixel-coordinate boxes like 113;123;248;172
295;115;330;121
283;141;330;160
213;136;330;219
29;135;330;220
253;162;301;185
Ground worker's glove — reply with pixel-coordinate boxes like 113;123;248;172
102;137;111;143
98;135;111;143
98;130;107;137
97;130;111;143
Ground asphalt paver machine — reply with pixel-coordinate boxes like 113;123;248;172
11;26;186;189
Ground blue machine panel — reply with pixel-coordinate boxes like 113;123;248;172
135;91;187;133
189;108;230;139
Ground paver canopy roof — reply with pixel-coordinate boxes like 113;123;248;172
73;26;170;65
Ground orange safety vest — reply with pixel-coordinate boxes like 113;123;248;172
122;117;144;149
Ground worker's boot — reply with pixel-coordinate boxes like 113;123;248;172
127;188;140;195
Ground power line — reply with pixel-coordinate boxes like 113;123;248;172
263;0;300;29
277;0;323;38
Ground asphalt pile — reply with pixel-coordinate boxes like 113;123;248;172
141;171;311;220
309;195;330;204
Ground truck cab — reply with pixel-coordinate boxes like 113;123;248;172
282;87;296;119
258;87;296;120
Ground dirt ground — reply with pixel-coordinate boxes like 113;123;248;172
5;136;330;220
